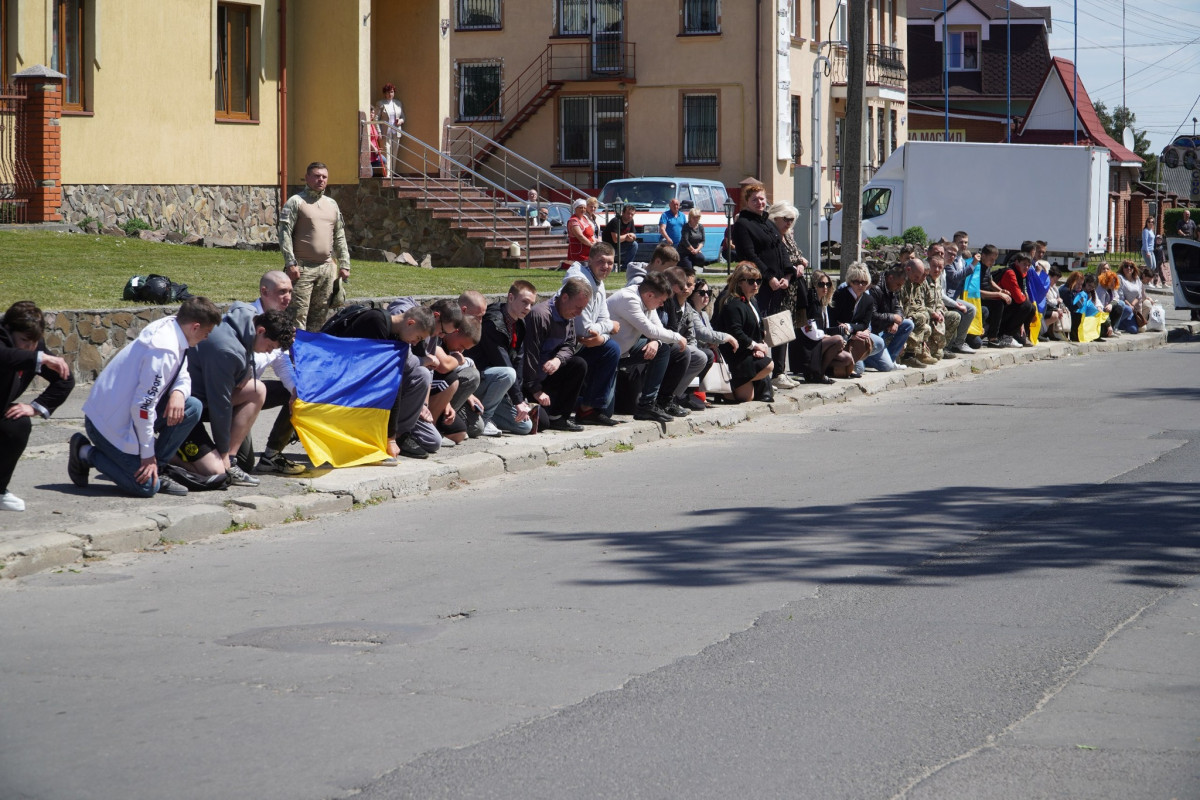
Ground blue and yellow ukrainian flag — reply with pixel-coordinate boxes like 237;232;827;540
291;330;406;468
964;262;985;336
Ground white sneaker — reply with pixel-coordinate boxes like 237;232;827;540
772;374;798;390
996;335;1017;349
951;342;976;354
891;363;908;370
482;421;502;437
1;491;25;512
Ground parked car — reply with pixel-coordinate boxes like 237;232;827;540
1166;235;1200;319
506;201;571;236
596;178;733;263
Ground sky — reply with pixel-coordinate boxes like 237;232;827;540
1042;0;1200;154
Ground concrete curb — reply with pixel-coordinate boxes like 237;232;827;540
2;322;1195;580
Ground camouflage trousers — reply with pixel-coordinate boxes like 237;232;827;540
903;310;949;358
288;260;338;333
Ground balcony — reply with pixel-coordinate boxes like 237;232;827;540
830;44;908;101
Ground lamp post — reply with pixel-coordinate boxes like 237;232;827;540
823;201;836;274
723;196;737;272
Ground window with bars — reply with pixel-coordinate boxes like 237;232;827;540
52;0;85;110
683;0;720;34
457;0;501;30
558;0;589;35
216;3;252;120
559;96;591;163
682;93;719;164
458;62;502;121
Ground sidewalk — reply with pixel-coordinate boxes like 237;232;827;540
3;290;1195;580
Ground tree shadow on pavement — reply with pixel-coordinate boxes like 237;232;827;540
517;478;1200;590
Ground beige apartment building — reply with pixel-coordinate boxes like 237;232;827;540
429;0;909;208
1;0;907;245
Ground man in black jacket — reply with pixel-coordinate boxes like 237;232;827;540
322;303;438;458
0;302;74;512
522;278;595;431
831;262;903;372
868;264;914;367
465;281;537;435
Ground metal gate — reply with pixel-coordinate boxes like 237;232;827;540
0;82;29;223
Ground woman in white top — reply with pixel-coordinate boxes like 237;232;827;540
1117;259;1149;332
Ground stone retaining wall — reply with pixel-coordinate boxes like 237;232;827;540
327;180;493;268
38;295;483;383
60;185;280;244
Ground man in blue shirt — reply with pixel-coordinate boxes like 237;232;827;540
657;197;685;248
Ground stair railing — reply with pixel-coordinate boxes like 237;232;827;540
443;124;591;206
362;118;536;266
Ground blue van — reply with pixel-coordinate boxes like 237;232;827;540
596;177;733;263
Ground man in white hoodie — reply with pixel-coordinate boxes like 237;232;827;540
70;297;222;497
606;271;688;424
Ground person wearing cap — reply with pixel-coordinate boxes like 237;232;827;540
567;199;597;265
604;203;638;271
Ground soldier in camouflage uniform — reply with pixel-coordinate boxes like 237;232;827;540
278;162;351;332
925;254;961;360
897;257;944;367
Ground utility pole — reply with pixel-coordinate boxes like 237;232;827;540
840;0;868;271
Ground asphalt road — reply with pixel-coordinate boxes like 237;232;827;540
2;341;1198;800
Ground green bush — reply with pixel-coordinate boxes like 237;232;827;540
902;226;928;248
865;235;890;249
1162;207;1196;238
121;217;153;236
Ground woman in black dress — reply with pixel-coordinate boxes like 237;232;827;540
712;262;774;403
730;183;790;388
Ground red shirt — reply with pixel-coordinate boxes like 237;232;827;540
997;267;1028;304
566;215;594;263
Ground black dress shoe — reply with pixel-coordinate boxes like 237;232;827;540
634;404;673;423
545;415;584;432
754;380;774;403
576;409;619;426
658;401;690;418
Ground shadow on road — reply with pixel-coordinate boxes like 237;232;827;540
517;476;1200;589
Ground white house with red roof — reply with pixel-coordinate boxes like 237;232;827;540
1013;57;1149;253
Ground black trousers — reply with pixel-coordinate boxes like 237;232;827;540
538;355;587;418
0;414;32;494
236;379;295;471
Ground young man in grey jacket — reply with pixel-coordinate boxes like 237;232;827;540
174;304;295;486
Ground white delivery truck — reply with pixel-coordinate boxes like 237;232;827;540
820;141;1110;255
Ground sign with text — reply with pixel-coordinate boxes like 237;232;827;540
909;129;967;142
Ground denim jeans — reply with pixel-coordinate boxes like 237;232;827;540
577;337;621;411
1114;301;1138;333
492;395;534;434
476;366;516;424
85;395;202;497
881;319;914;363
861;332;894;372
625;336;671;407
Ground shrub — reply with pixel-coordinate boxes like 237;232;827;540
902;226;928;248
1162;207;1196;239
865;235;890;249
121;217;153;236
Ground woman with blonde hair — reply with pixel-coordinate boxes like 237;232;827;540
679;207;707;270
713;262;774;403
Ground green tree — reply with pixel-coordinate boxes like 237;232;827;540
1093;101;1159;182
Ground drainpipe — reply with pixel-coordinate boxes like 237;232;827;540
755;0;762;180
278;0;288;204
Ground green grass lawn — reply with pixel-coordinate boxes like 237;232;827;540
0;230;570;311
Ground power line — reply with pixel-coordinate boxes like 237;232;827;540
1049;41;1197;49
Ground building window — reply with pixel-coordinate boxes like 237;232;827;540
948;27;980;70
890;108;898;155
457;0;502;30
681;93;718;164
558;0;589;35
876;107;886;165
52;0;85;110
458;61;502;121
791;96;803;162
834;0;847;44
811;0;820;41
682;0;719;34
216;3;252;120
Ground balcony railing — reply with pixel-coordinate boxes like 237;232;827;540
830;44;908;89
